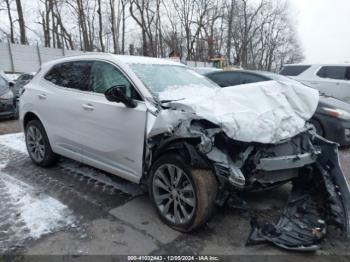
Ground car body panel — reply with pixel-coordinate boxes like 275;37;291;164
77;92;147;183
22;78;82;162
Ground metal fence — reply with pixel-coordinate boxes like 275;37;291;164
0;43;85;73
0;42;212;74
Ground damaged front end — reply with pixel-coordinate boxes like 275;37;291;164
246;135;350;251
147;114;350;251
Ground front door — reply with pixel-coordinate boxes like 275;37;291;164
78;60;147;183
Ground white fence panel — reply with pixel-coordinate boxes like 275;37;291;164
11;44;39;73
40;46;64;64
0;43;13;72
65;50;84;56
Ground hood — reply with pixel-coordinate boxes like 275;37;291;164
157;80;319;144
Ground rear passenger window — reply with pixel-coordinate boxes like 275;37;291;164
45;61;92;91
317;66;347;80
280;65;310;76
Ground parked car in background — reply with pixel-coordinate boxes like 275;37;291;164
205;70;350;147
280;64;350;102
0;73;17;119
19;54;350;251
14;73;34;97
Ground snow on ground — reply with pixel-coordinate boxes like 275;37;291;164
0;132;142;196
0;132;27;155
0;172;75;240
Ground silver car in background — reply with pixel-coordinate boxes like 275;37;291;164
281;64;350;102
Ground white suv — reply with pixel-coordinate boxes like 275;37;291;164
280;64;350;102
20;54;349;248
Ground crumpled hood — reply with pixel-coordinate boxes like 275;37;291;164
158;80;319;144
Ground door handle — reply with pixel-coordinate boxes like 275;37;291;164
38;94;47;99
82;103;94;111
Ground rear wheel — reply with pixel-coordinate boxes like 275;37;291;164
25;120;58;167
149;153;217;232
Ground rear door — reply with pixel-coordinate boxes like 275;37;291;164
77;60;147;183
40;61;92;161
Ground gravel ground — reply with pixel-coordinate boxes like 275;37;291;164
0;119;349;261
0;119;21;135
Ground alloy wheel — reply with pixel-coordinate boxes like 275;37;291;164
26;125;45;163
152;164;196;225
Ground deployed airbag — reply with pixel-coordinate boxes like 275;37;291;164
158;81;319;144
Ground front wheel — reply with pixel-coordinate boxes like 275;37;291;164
149;153;218;232
25;120;58;167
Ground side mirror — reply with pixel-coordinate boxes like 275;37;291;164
104;85;137;108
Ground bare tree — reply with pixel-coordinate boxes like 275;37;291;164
130;0;158;56
2;0;15;43
15;0;26;44
97;0;105;51
121;0;127;54
0;0;303;68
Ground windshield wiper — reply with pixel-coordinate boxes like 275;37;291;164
160;99;185;103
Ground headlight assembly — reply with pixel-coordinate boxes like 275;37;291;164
323;107;350;120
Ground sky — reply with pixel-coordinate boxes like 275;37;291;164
1;0;349;64
289;0;350;64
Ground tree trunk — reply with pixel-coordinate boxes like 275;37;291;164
121;0;126;54
97;0;105;52
4;0;15;43
15;0;26;44
226;0;234;62
110;0;118;54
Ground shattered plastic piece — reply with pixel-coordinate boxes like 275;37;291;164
246;137;350;251
228;165;246;188
256;151;320;171
247;183;326;251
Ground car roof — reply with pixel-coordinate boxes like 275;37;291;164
283;63;350;67
41;53;185;69
205;69;270;77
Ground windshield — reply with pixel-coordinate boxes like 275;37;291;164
129;64;218;93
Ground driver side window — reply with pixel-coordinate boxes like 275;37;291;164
90;61;141;100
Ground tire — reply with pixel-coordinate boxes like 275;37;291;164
25;120;58;167
309;119;324;136
149;153;218;232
